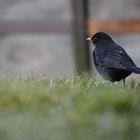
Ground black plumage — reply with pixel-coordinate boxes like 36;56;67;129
89;32;140;82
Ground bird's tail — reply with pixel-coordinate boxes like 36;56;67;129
132;66;140;74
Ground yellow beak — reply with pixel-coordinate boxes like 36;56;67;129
86;37;91;41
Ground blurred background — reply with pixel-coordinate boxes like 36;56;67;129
0;1;140;140
0;0;140;79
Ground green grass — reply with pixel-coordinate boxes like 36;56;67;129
0;74;140;140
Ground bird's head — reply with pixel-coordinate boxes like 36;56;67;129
87;32;113;46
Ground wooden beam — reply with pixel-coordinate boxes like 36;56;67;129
0;22;71;33
72;0;91;73
0;19;140;35
87;18;140;35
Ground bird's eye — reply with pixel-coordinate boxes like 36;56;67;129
93;37;98;42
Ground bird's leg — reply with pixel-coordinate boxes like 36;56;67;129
123;79;126;86
130;79;135;88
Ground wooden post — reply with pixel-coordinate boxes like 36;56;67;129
87;18;140;34
72;0;91;74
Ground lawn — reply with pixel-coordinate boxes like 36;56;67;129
0;74;140;140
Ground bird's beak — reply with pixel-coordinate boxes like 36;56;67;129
86;37;91;41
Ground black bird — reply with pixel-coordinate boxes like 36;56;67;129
87;32;140;83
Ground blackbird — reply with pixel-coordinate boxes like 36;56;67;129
87;32;140;83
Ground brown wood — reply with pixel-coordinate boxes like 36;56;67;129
87;18;140;35
0;22;71;33
0;19;140;35
72;0;91;73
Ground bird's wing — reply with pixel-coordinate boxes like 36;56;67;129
104;47;136;71
94;46;136;72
